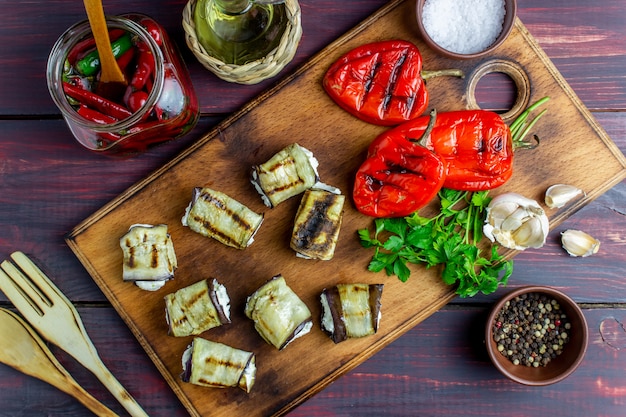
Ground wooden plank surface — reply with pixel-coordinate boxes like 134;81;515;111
65;0;625;416
0;0;625;416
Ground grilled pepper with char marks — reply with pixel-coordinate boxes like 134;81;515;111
323;40;463;126
353;112;446;217
372;109;535;191
353;99;548;217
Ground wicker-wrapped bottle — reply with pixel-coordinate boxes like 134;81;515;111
184;0;302;84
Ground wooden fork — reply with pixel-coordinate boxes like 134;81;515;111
0;308;119;416
0;251;149;417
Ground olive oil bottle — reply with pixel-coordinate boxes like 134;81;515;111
193;0;288;65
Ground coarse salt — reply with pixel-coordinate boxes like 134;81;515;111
422;0;506;54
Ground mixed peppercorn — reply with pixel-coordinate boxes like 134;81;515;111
492;292;571;367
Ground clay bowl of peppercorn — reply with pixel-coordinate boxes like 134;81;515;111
415;0;517;60
485;286;588;386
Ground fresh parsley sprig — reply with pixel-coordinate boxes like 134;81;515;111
358;188;513;297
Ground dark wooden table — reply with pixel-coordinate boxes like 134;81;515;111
1;0;625;416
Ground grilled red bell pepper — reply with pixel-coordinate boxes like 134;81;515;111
323;40;463;126
353;112;446;217
370;110;514;191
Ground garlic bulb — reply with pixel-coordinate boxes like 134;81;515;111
545;184;585;209
483;193;550;250
561;229;600;257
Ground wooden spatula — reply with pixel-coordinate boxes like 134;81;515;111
83;0;127;101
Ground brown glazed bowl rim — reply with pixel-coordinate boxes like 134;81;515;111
415;0;517;60
485;286;588;386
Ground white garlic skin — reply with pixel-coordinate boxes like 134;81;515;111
561;229;600;257
483;193;550;251
545;184;585;209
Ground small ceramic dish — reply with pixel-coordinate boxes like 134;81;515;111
485;286;588;386
415;0;517;59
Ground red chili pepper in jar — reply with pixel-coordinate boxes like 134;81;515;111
77;104;118;124
138;16;163;46
116;47;136;74
353;112;447;217
323;40;463;126
63;82;132;120
130;40;155;91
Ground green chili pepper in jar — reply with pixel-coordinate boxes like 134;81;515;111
75;32;134;76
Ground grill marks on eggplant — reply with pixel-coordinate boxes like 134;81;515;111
183;187;263;249
182;338;256;393
260;158;305;197
165;279;231;337
320;283;384;343
123;237;166;270
251;143;319;208
291;189;345;261
197;355;242;386
125;244;136;268
245;275;313;350
150;245;159;268
293;195;336;250
198;191;255;235
120;224;177;283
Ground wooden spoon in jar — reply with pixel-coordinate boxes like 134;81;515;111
0;308;118;416
83;0;127;100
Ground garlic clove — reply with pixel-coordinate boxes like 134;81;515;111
561;229;600;257
545;184;585;209
499;207;530;232
484;192;549;251
512;217;545;249
486;200;519;229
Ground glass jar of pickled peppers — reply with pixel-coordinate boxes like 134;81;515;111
47;14;199;155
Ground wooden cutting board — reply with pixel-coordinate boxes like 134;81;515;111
66;0;626;416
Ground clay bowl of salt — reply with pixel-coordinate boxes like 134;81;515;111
415;0;517;59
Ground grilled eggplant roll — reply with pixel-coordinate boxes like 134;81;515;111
120;224;177;291
291;189;345;260
181;338;256;393
251;143;320;208
164;278;231;337
320;283;384;344
245;275;312;350
182;187;263;249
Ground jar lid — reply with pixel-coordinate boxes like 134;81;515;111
183;0;302;85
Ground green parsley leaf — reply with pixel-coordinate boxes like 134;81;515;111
357;189;513;297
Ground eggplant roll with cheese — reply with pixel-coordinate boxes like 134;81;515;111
182;187;263;249
164;278;231;337
291;189;345;260
245;275;312;350
120;224;177;291
320;283;384;344
251;143;320;208
181;338;256;393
